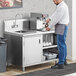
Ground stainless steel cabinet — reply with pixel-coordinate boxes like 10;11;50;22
22;35;43;67
5;32;58;72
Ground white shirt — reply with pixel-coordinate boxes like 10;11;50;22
49;1;69;28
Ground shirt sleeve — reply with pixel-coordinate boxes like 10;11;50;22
49;7;64;28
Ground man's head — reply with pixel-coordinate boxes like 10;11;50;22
53;0;62;5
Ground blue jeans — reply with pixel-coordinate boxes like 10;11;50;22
56;26;68;64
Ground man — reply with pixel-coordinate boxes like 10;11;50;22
46;0;69;69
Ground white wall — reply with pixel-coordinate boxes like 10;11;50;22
72;0;76;60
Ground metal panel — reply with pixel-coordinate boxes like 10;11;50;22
5;34;22;66
0;44;7;72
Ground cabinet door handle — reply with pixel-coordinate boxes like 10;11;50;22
39;39;41;44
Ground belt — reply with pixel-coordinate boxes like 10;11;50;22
57;24;68;26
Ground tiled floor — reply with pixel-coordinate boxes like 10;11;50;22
0;59;76;76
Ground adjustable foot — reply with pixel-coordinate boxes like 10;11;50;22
22;67;25;72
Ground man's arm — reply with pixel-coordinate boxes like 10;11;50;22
46;7;64;29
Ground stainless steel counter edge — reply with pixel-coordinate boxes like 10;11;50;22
4;31;55;37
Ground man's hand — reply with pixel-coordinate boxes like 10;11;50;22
46;18;51;24
46;27;50;31
45;18;51;31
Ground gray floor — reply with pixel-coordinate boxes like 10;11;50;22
17;63;76;76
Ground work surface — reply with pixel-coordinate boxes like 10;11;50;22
4;30;55;37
